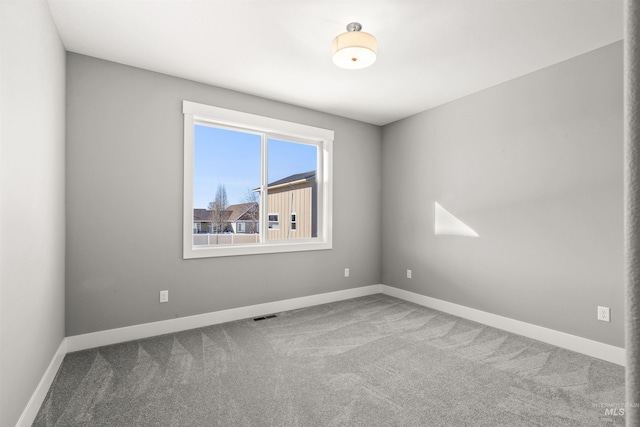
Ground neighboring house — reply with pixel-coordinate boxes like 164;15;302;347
194;171;316;239
193;208;215;233
265;171;317;240
226;202;259;234
193;203;259;234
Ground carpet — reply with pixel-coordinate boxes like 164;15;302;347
33;294;625;426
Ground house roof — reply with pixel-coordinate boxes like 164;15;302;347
193;208;231;222
193;203;258;223
193;208;210;222
267;171;315;188
226;202;258;221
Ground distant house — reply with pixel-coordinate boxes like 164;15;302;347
264;171;316;240
193;202;259;234
194;171;316;239
226;202;259;234
193;208;214;234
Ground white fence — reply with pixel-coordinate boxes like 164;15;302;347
193;233;260;246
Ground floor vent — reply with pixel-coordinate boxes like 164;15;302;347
254;314;277;321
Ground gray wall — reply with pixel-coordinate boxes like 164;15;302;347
382;41;624;347
0;1;66;426
65;54;382;336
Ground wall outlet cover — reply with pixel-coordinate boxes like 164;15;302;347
160;290;169;303
597;306;610;322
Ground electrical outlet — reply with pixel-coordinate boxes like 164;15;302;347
344;268;350;278
407;269;412;279
160;290;169;303
597;306;610;322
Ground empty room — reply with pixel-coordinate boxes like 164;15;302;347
2;0;640;426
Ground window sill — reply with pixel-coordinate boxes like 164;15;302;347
183;240;332;259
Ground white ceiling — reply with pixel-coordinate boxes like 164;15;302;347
48;0;623;126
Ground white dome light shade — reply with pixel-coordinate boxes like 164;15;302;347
332;23;377;70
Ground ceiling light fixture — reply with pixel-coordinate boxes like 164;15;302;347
332;22;377;70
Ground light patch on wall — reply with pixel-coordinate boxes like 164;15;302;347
434;202;479;237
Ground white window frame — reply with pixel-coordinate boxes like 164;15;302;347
268;213;280;230
290;212;297;231
237;222;245;233
183;100;333;258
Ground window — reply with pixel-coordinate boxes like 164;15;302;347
268;214;280;230
183;101;333;258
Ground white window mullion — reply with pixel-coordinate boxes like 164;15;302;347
260;132;268;243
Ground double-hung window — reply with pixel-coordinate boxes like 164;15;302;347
183;101;333;258
268;214;280;230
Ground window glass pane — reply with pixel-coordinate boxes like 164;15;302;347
267;138;318;240
193;125;261;246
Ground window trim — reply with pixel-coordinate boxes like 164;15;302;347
268;213;280;230
183;100;333;259
290;212;297;231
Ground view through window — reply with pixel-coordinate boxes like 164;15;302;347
183;101;333;258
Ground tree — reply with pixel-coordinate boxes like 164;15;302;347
208;184;229;233
242;189;260;233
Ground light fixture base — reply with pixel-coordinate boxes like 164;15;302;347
346;22;362;32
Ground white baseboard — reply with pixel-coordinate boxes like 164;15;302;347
381;285;625;366
15;338;67;427
66;285;383;352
